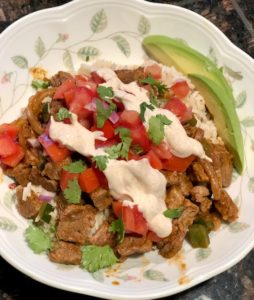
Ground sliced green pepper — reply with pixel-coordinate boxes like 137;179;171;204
187;223;210;248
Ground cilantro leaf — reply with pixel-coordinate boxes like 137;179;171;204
141;75;167;95
163;207;184;219
63;179;81;204
63;160;86;173
56;107;72;121
25;224;52;253
96;99;116;128
92;155;109;171
97;86;114;102
81;245;118;272
109;218;125;243
148;114;172;145
140;102;155;121
105;127;131;160
130;144;144;155
32;79;50;90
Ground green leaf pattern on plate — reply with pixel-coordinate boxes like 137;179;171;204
138;16;151;35
3;190;15;209
111;35;130;57
77;47;99;61
0;217;17;231
248;177;254;193
229;222;250;233
143;269;168;281
35;37;46;58
63;50;74;72
11;55;28;69
195;248;212;262
224;66;243;80
235;90;247;108
90;9;107;33
241;116;254;127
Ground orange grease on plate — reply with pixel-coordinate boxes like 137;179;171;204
169;250;190;285
112;281;120;286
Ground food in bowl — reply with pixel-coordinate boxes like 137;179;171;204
0;53;239;272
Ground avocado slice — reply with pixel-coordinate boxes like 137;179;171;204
142;35;234;105
142;35;244;173
188;74;244;173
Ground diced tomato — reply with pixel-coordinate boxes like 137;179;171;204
53;78;76;99
0;123;19;139
162;154;196;172
63;88;75;106
78;117;92;129
0;135;19;157
123;205;148;236
95;138;118;149
151;142;172;160
78;167;100;193
130;125;150;152
38;133;71;163
144;64;162;79
60;170;79;191
171;80;190;98
147;231;162;242
1;144;24;167
164;97;192;123
145;150;163;170
112;201;148;236
127;150;140;161
93;168;108;189
68;86;93;119
119;110;142;129
91;71;105;85
114;100;125;112
94;120;115;139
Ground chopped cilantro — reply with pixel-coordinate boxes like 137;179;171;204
81;245;118;272
140;102;155;121
63;160;86;173
32;79;50;90
163;207;184;219
56;107;72;121
63;178;81;204
105;127;131;160
149;92;159;107
148;114;172;145
130;144;144;155
109;218;125;243
141;75;167;95
97;86;114;102
96;99;116;128
92;155;109;171
25;224;52;254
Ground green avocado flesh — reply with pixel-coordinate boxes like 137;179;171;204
142;35;244;173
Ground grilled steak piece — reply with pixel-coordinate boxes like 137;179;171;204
50;71;73;87
4;163;31;186
199;159;222;200
115;67;145;84
90;187;113;211
184;125;204;141
49;241;81;265
116;236;152;257
189;160;209;183
89;221;115;247
190;186;211;213
209;143;233;187
214;189;238;222
16;186;43;219
165;185;185;209
29;166;58;192
56;204;97;245
162;171;192;196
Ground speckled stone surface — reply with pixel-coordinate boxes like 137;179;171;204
0;0;253;299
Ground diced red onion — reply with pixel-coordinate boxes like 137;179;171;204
109;111;119;124
39;194;55;202
84;99;97;112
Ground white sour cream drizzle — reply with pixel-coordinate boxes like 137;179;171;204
49;67;210;238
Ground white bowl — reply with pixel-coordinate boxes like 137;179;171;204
0;0;254;299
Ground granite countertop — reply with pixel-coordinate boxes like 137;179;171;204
0;0;253;299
